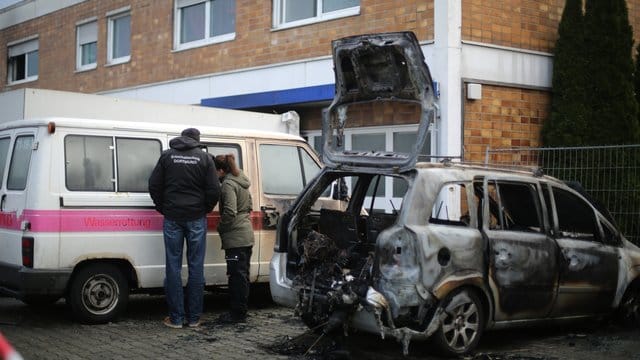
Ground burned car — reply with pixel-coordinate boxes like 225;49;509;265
269;32;640;356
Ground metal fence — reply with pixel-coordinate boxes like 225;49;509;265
485;145;640;245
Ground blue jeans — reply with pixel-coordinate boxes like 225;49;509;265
163;217;207;325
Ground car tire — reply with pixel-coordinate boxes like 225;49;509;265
432;288;485;357
68;263;129;324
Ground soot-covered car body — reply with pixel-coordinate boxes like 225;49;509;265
269;32;640;356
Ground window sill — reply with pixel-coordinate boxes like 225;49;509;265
272;7;360;31
172;33;236;53
7;76;38;86
75;64;97;73
105;56;130;67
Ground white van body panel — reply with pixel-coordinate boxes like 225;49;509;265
0;117;322;315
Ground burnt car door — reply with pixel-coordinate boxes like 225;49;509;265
544;185;620;317
478;178;558;321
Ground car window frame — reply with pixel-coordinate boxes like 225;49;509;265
548;185;602;243
481;178;544;234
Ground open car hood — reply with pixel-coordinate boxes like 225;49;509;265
322;31;436;172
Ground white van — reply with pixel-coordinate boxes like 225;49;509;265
0;91;322;324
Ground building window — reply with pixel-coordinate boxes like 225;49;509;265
174;0;236;51
7;38;38;84
76;20;97;71
107;11;131;64
273;0;359;29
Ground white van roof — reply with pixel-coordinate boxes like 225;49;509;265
0;117;306;141
0;88;299;135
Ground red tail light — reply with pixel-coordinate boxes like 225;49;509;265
22;236;34;268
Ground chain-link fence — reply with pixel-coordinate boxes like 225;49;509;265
484;145;640;245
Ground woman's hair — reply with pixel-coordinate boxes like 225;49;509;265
214;153;240;176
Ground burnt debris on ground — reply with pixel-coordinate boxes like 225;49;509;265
293;230;376;336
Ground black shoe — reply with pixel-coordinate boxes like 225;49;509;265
217;312;246;324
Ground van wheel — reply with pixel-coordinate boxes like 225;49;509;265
432;288;484;357
68;263;129;324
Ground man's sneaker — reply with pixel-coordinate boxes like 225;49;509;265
216;312;246;324
187;320;201;328
163;316;183;329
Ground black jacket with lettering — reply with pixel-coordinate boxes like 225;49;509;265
148;136;220;221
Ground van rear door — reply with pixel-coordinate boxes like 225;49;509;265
0;128;36;272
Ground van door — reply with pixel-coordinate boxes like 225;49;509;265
204;140;251;283
0;130;36;269
255;141;322;281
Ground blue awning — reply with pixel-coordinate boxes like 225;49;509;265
200;84;335;109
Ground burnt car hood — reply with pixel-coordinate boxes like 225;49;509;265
322;31;436;173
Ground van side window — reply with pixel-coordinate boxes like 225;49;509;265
0;138;10;187
65;135;161;192
259;144;320;195
66;136;114;191
486;181;542;233
430;183;471;227
116;138;162;192
7;135;34;190
206;143;242;168
552;187;598;241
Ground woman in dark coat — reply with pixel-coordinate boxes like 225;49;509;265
214;154;254;323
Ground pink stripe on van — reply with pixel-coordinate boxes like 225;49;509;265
0;209;264;232
22;209;163;232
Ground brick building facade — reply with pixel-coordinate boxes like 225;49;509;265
1;0;639;161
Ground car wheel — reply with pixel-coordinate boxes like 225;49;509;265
68;263;129;324
618;285;640;328
433;288;485;357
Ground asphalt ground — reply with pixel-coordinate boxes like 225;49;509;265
1;286;639;360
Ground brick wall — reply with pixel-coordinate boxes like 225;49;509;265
0;0;434;93
629;0;640;45
462;0;640;54
299;102;421;131
463;85;549;162
461;0;563;52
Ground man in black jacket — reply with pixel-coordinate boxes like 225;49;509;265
148;127;220;329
